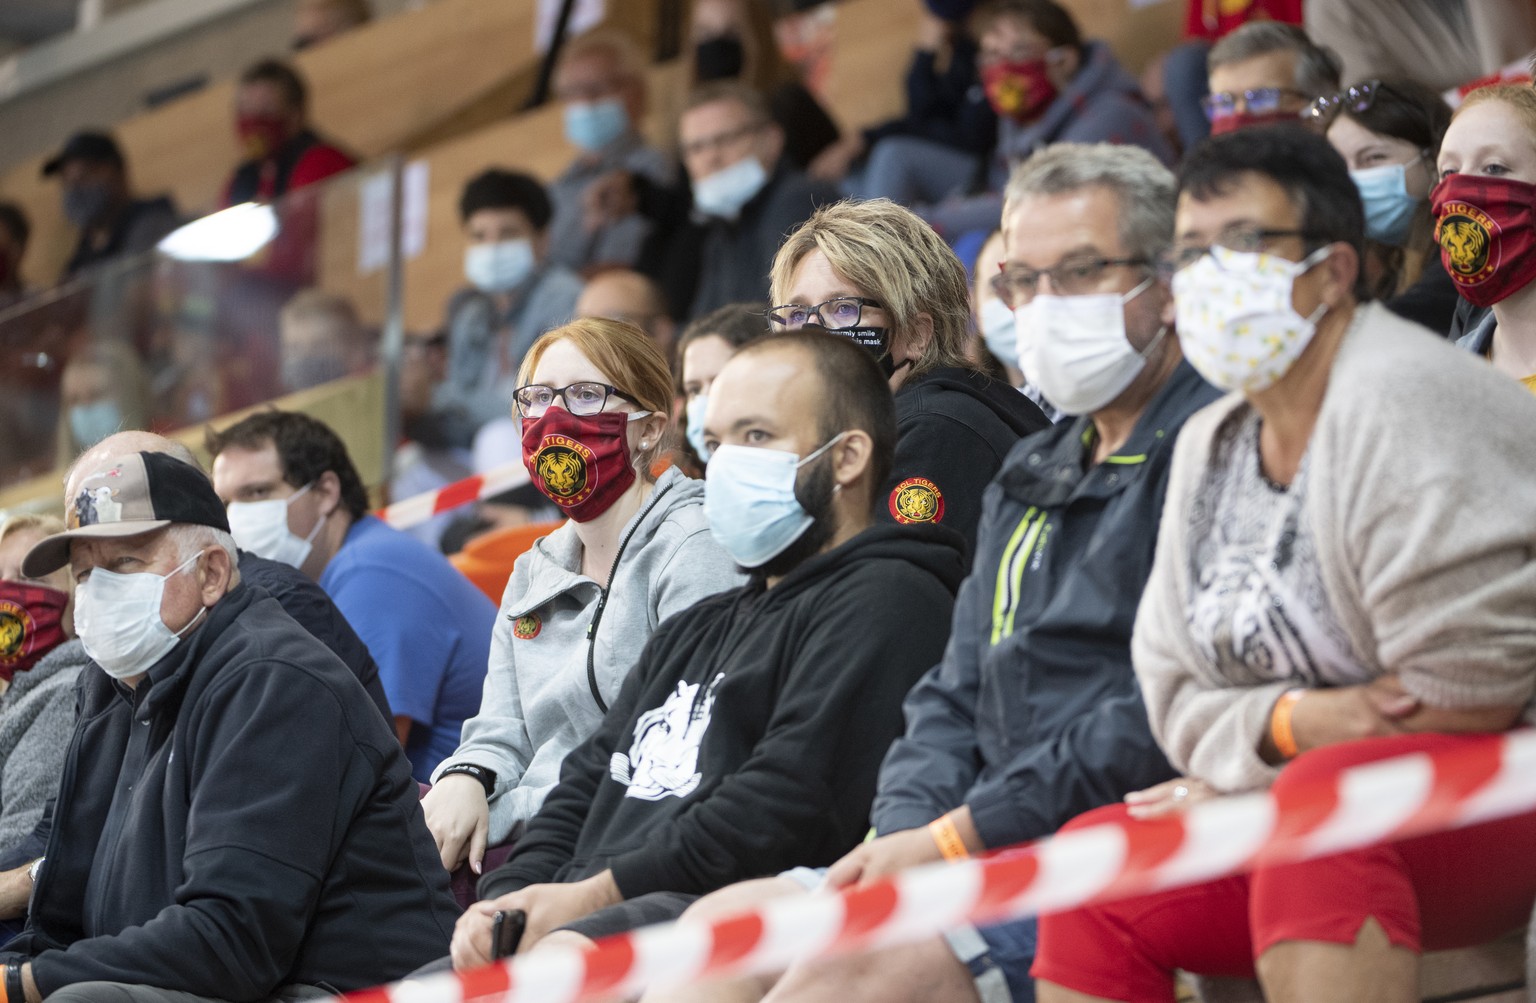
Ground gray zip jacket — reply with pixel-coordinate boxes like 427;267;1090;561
433;466;744;844
0;639;88;857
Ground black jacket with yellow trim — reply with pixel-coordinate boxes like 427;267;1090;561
873;361;1219;850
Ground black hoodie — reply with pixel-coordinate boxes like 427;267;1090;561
480;522;967;902
881;366;1052;559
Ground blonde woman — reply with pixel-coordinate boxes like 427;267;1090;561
768;198;1050;556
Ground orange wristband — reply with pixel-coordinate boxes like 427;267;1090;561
928;813;969;861
1270;688;1306;760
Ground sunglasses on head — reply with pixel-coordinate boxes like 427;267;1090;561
1303;80;1381;123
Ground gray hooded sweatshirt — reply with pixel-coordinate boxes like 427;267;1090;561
433;466;744;844
0;638;89;857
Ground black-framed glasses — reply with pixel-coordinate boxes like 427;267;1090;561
1201;87;1310;122
513;382;637;419
680;122;764;160
1303;80;1381;123
990;256;1149;309
765;296;884;330
1161;226;1323;274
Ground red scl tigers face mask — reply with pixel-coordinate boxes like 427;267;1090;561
0;582;69;682
520;407;651;522
982;58;1058;123
1431;173;1536;308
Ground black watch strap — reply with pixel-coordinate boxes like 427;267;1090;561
438;763;497;797
7;960;25;1003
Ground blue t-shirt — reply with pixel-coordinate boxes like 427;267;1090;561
319;515;495;783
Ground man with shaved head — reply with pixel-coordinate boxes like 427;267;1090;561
575;267;677;358
0;442;455;1003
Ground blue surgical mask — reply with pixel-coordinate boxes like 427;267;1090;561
685;394;711;461
62;181;112;229
692;156;768;221
69;399;123;448
464;239;536;294
704;434;844;567
979;296;1018;369
564;98;630;153
1352;162;1420;247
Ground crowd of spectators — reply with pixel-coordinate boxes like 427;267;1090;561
1;1;1536;1002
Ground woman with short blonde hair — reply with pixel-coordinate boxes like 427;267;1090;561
768;198;1049;556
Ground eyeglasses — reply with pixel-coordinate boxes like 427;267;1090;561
513;382;637;419
1201;87;1310;122
1303;80;1381;123
765;296;884;330
1161;225;1323;274
990;256;1149;309
680;122;763;160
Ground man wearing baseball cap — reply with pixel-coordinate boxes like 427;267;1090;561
0;449;456;1003
41;131;179;280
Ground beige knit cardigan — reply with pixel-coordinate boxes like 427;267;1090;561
1132;303;1536;794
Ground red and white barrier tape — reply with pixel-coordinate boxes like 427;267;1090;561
379;463;531;530
344;730;1536;1003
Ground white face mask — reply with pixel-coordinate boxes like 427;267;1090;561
226;482;322;570
692;155;769;220
979;296;1019;369
464;238;536;294
685;394;711;461
1014;277;1160;415
1172;245;1331;393
75;551;206;680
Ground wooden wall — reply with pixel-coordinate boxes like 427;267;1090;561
0;0;547;289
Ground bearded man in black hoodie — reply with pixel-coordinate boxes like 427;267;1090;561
767;197;1051;561
444;330;967;968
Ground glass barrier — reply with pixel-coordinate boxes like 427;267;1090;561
0;157;403;512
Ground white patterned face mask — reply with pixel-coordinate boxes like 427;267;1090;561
1172;245;1332;393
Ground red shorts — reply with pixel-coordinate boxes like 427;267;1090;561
1032;733;1536;1002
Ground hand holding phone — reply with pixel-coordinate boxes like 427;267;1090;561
490;908;526;960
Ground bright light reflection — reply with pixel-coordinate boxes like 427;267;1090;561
157;202;279;262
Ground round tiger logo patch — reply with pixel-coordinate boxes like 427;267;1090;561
512;614;542;640
0;601;28;664
889;477;945;524
533;434;595;507
1436;201;1498;288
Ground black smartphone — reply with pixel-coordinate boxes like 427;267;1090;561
490;908;526;960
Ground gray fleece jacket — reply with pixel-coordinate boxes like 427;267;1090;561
0;639;88;857
432;466;744;844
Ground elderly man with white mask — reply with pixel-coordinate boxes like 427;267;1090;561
0;449;456;1003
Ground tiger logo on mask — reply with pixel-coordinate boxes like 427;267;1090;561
0;605;26;661
532;435;594;506
1436;204;1498;287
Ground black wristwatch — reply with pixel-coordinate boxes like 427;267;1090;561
438;763;497;797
